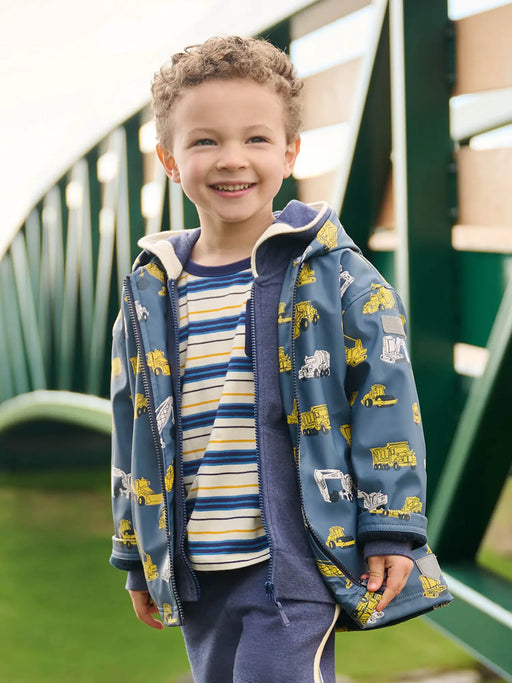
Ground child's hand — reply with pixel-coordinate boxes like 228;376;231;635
128;589;164;630
363;555;414;612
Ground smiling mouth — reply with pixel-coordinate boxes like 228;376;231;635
211;183;254;192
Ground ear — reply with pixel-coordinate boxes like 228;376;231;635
156;144;181;183
282;137;301;179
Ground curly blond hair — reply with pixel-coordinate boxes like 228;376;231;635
152;35;303;151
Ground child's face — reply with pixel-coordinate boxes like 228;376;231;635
157;78;300;236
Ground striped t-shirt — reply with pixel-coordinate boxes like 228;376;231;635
177;257;269;571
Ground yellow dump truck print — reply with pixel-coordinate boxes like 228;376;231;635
297;263;316;286
146;349;170;375
132;477;164;506
326;526;356;549
354;591;383;627
278;346;292;373
370;441;417;470
118;519;137;549
344;335;367;367
369;496;422;521
293;301;319;340
362;283;396;314
316;220;338;251
301;404;331;435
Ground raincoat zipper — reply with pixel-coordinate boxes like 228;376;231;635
251;283;290;627
124;276;185;622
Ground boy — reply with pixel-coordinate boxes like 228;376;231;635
111;36;447;682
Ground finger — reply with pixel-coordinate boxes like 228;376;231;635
366;556;385;592
375;559;413;612
129;591;164;630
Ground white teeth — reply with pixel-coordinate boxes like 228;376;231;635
214;184;251;191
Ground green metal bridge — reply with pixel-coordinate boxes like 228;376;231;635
1;1;511;677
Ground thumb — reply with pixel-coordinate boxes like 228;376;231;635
366;556;385;591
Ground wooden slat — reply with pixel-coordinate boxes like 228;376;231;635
457;146;512;226
454;3;512;96
297;171;337;205
291;0;371;40
301;58;362;131
452;224;512;253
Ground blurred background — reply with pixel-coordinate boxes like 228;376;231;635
0;0;511;681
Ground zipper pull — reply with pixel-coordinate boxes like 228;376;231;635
265;580;290;627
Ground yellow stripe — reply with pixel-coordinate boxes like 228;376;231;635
187;526;264;535
185;347;246;362
190;303;247;316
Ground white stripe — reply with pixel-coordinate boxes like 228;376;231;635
444;572;512;630
314;604;340;683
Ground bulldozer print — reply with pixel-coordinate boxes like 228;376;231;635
134;393;148;417
278;346;292;373
357;489;388;511
370;441;417;470
339;267;354;297
369;495;422;521
301;404;331;435
316;220;338;252
111;357;122;378
298;349;330;380
297;263;316;286
146;349;171;375
293;301;319;340
412;402;421;424
354;591;384;627
278;302;292;324
361;384;397;407
162;603;179;626
314;469;354;502
344;335;367;367
362;283;396;314
132;477;164;506
141;262;166;296
118;519;137;548
326;526;356;549
315;560;353;588
143;552;158;581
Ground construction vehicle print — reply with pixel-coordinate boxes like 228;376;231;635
369;496;422;521
146;349;171;375
143;552;158;581
339;267;354;297
112;467;132;498
118;519;137;548
419;575;448;599
293;301;319;339
301;404;331;435
416;552;447;598
357;490;388;511
381;335;410;364
111;357;122;378
361;384;397;408
362;283;396;314
326;526;356;549
278;346;292;373
412;402;421;424
132;477;164;506
135;300;149;321
314;469;354;502
297;263;316;286
165;465;174;492
158;508;167;530
278;302;292;324
370;441;417;470
141;263;166;296
162;603;179;626
316;220;338;251
298;350;330;380
287;399;299;425
340;424;352;447
134;393;148;416
129;355;141;375
344;335;367;367
315;560;353;588
354;591;383;627
156;396;174;433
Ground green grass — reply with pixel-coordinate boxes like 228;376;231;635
0;467;486;682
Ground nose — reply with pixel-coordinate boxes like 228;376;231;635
215;142;248;171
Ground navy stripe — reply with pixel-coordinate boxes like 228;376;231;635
188;537;268;554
